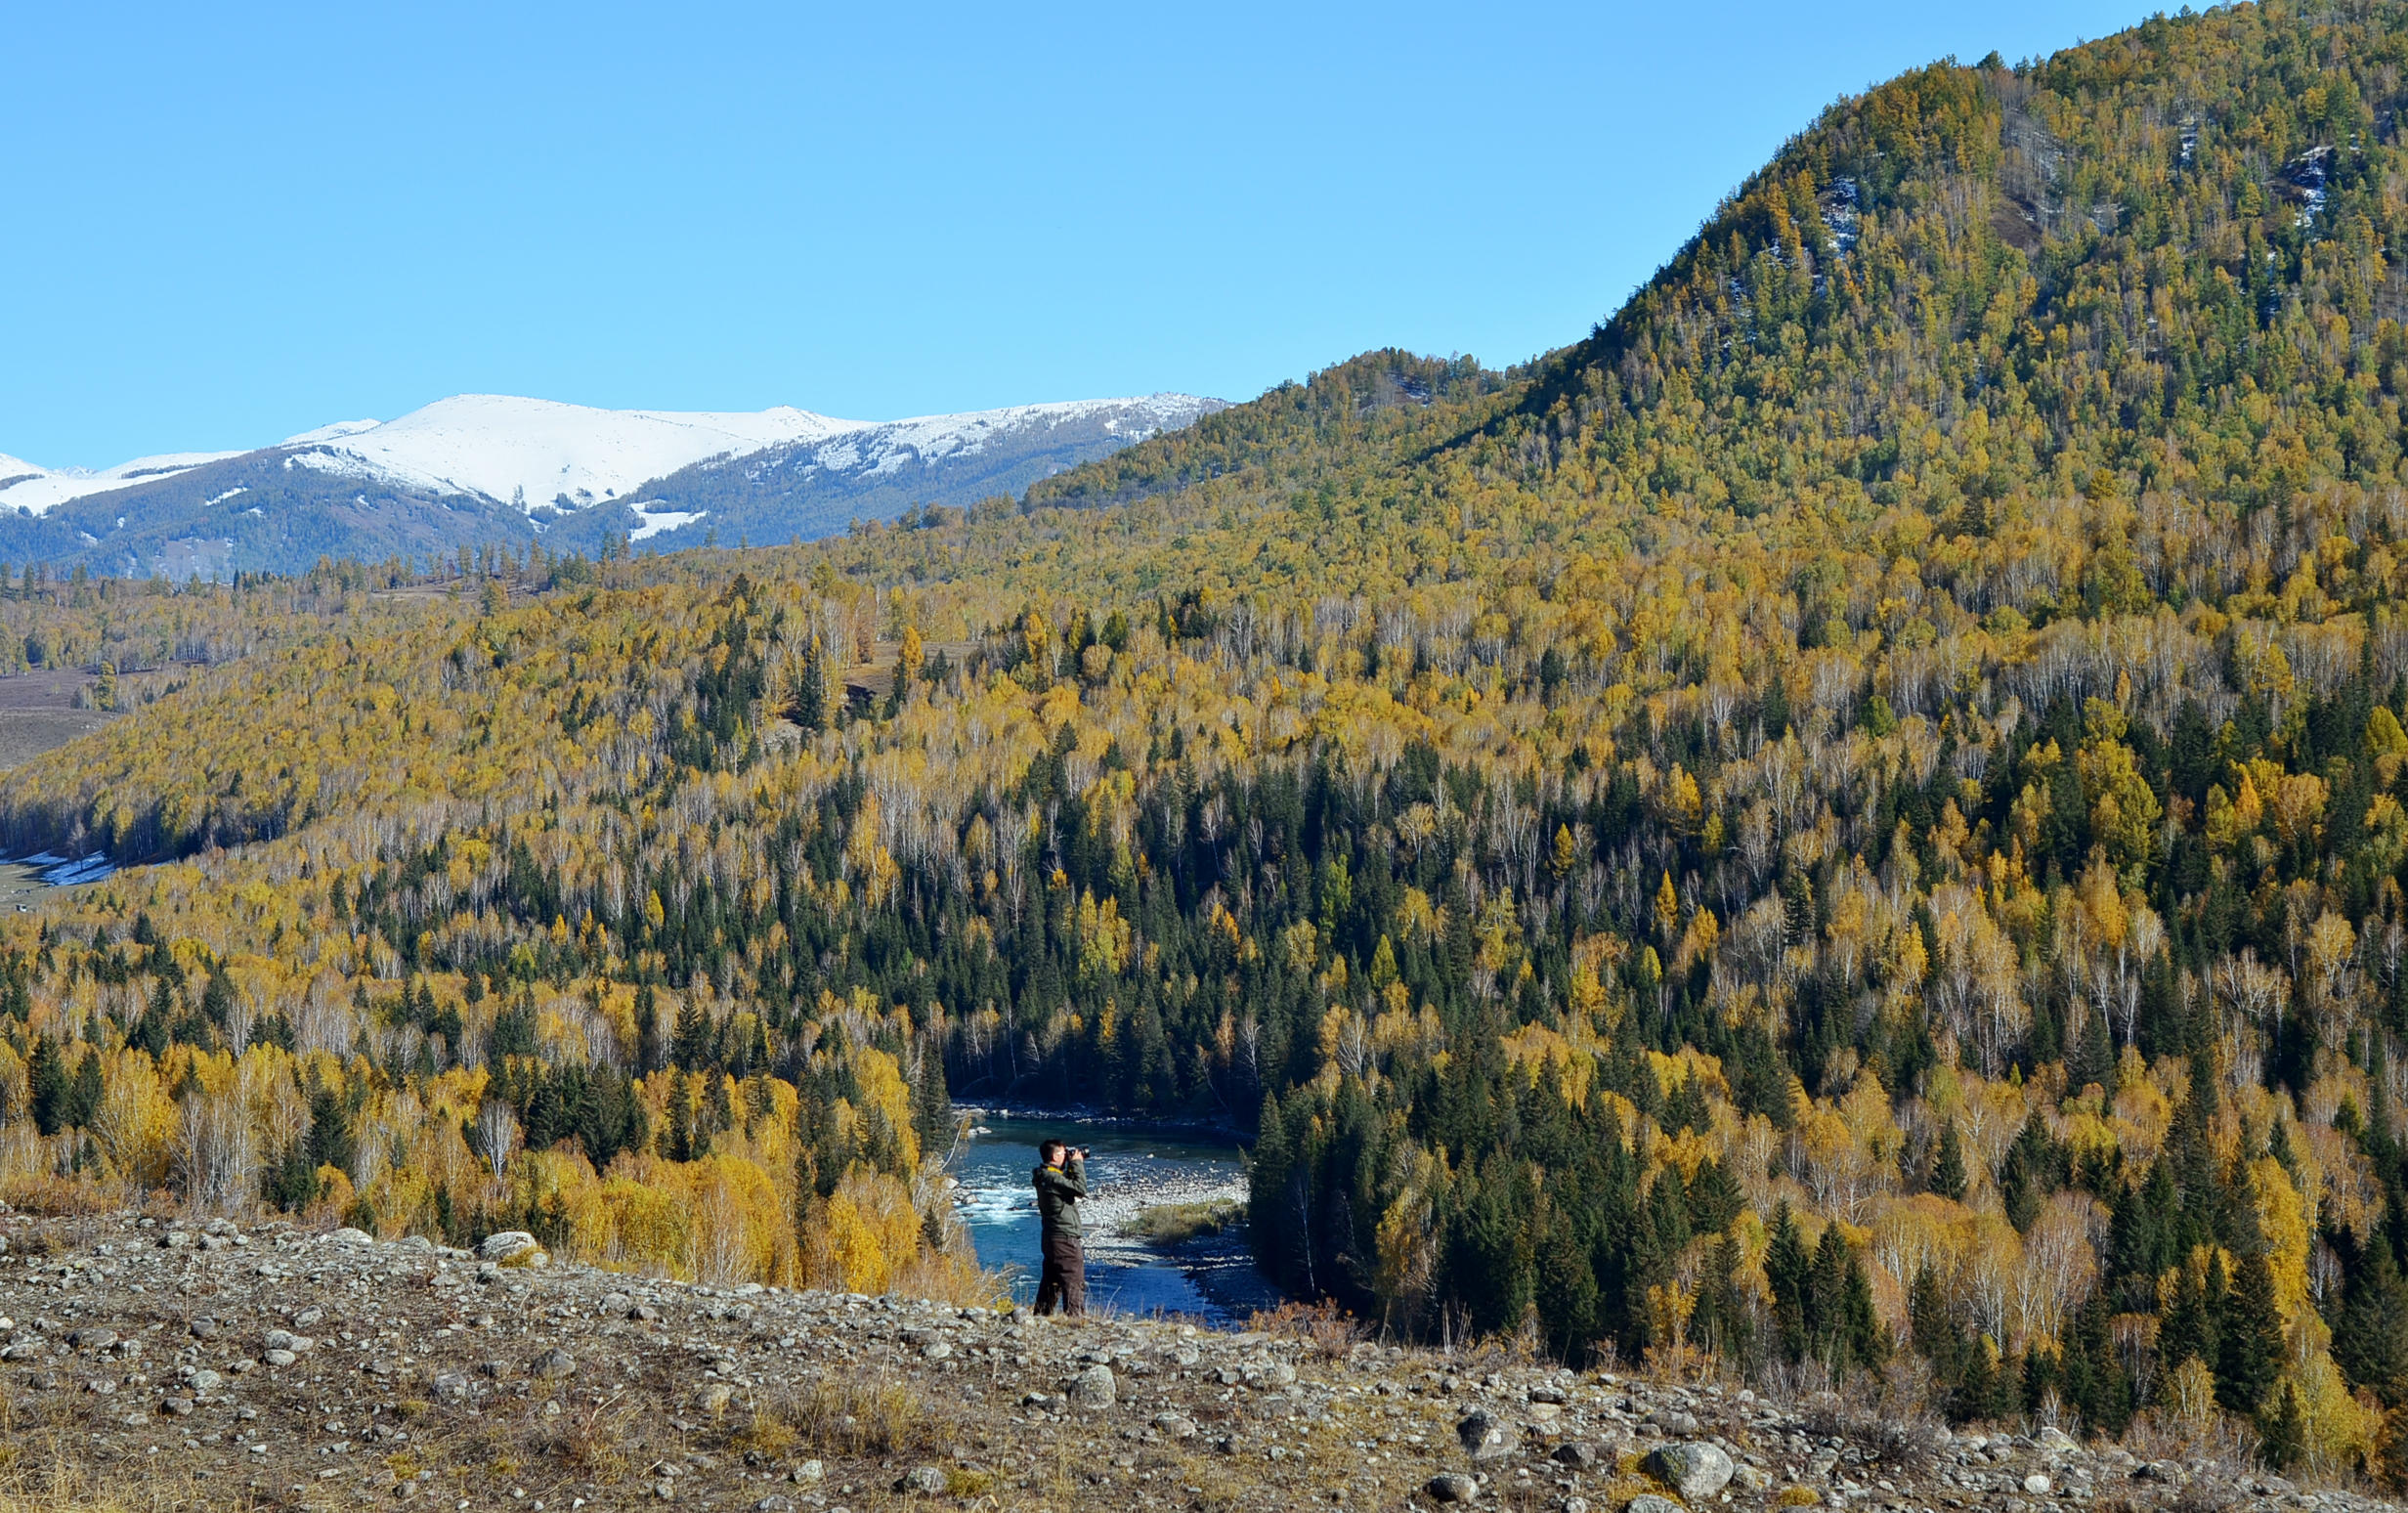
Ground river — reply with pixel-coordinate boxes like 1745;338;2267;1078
951;1113;1280;1325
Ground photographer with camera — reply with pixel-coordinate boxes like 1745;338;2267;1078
1032;1138;1089;1317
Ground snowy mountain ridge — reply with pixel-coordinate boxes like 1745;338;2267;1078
0;389;1226;577
1;392;1220;521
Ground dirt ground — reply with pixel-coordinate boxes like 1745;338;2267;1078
0;671;115;771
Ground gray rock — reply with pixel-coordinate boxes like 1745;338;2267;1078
187;1369;221;1393
790;1461;824;1484
1458;1408;1516;1462
1552;1441;1601;1469
694;1383;735;1413
187;1318;219;1340
160;1396;194;1416
531;1347;577;1378
896;1465;948;1494
68;1328;116;1351
1067;1363;1116;1409
327;1228;373;1246
1644;1442;1734;1500
431;1372;472;1403
1426;1471;1481;1503
479;1231;541;1263
261;1349;296;1368
263;1329;313;1354
2022;1472;2052;1495
752;1498;794;1513
1648;1407;1700;1435
1625;1497;1685;1513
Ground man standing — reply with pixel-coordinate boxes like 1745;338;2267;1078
1032;1139;1088;1317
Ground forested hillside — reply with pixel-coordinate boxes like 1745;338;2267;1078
8;0;2408;1487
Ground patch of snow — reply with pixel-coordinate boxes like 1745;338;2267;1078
205;487;247;506
629;507;707;541
280;418;381;446
765;394;1219;482
0;450;246;515
17;851;117;886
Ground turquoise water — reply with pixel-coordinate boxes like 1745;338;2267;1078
951;1114;1276;1324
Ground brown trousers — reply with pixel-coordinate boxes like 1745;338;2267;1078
1035;1231;1086;1316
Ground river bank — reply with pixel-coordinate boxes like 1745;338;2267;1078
950;1111;1280;1325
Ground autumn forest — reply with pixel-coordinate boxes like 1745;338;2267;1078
8;0;2408;1487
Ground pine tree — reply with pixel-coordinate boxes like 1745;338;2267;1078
1933;1120;1967;1201
1685;1155;1742;1233
2260;1380;2306;1471
65;1047;101;1130
1765;1202;1811;1363
1838;1241;1888;1370
635;982;663;1075
27;1036;64;1136
1910;1266;1962;1381
2218;1248;2284;1415
2160;1259;2214;1369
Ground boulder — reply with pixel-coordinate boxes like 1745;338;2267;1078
1425;1471;1481;1503
1067;1363;1116;1409
1644;1441;1735;1500
479;1231;544;1265
1457;1408;1516;1462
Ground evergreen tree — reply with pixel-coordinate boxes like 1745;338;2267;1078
1765;1202;1811;1362
65;1047;101;1130
27;1036;64;1136
2218;1248;2284;1415
2260;1381;2306;1471
1932;1120;1967;1201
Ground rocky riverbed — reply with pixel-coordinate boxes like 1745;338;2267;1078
0;1208;2392;1513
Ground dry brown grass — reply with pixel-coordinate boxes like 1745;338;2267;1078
0;1437;229;1513
532;1395;645;1486
1245;1298;1369;1360
753;1373;941;1458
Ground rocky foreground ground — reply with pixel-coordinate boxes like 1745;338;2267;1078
0;1209;2393;1513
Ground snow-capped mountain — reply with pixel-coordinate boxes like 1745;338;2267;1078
0;390;1225;578
622;394;1226;543
277;396;863;514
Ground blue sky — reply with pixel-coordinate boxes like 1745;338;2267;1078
7;1;2155;467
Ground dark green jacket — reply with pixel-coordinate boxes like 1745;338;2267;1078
1033;1156;1087;1239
